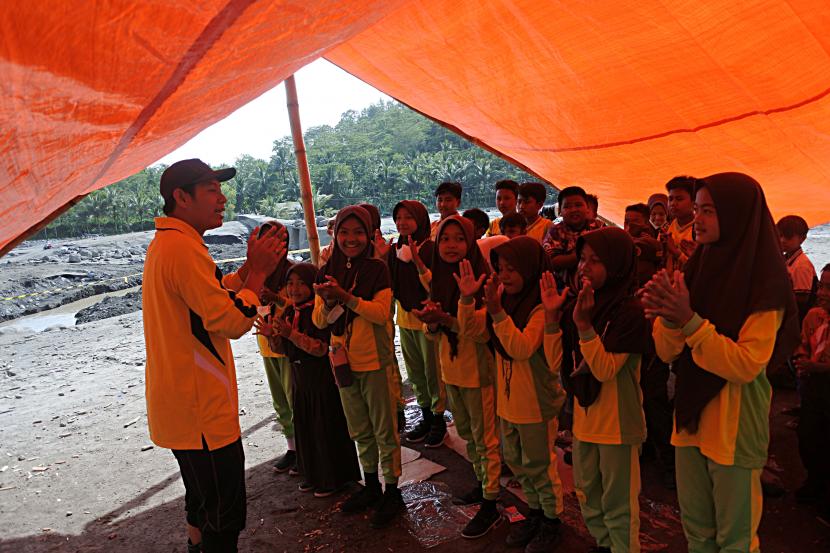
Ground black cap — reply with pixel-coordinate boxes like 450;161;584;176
160;159;236;200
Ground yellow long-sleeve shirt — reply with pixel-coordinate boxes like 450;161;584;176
567;329;646;445
653;309;783;468
428;298;495;388
312;288;394;372
525;217;553;245
461;304;565;423
486;217;502;237
143;217;259;451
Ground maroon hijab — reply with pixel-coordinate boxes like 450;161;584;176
388;200;434;312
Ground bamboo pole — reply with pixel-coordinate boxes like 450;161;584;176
285;75;321;266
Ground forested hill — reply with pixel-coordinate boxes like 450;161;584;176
41;100;538;239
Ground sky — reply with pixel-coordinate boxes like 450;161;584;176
157;59;390;167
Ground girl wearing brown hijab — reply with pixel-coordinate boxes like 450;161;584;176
421;215;500;538
311;206;404;529
644;173;798;553
387;200;448;445
459;236;567;551
564;227;648;553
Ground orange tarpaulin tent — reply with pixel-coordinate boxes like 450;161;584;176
3;0;830;255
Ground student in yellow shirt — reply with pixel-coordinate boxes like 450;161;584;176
461;236;567;552
416;216;500;538
252;221;297;474
386;200;447;446
312;206;403;529
430;181;462;239
517;182;553;244
486;179;519;236
643;173;799;553
561;227;649;553
665;176;698;271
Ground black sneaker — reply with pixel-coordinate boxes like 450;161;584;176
461;500;501;539
505;510;541;547
424;414;447;448
406;408;433;442
525;517;561;553
187;539;202;553
341;481;383;513
273;450;296;473
454;485;484;505
298;481;314;492
314;488;337;498
370;487;406;529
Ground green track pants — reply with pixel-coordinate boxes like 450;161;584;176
501;417;563;518
339;368;402;484
446;384;500;499
572;439;641;553
262;356;294;441
675;446;763;553
399;327;446;413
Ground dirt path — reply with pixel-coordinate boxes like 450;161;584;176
1;309;828;552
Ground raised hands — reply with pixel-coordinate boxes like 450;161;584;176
253;316;274;337
313;275;350;305
540;271;568;321
484;273;503;315
412;299;450;326
572;278;595;332
247;225;285;276
453;259;486;298
641;269;693;326
373;229;391;258
409;238;428;274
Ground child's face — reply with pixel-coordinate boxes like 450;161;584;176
669;189;693;220
518;195;542;221
693;187;720;244
503;225;524;239
436;193;460;218
817;271;830;310
778;232;803;255
286;273;312;304
336;216;369;258
497;259;524;294
438;222;468;263
561;195;589;228
650;205;667;228
624;211;648;236
496;189;517;216
395;208;417;237
473;225;487;240
578;243;607;289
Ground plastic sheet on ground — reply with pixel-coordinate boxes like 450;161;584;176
401;481;475;549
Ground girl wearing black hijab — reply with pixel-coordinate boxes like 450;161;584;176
644;173;798;553
460;236;567;551
564;227;648;553
311;206;404;529
421;215;500;538
387;200;448;445
256;263;360;496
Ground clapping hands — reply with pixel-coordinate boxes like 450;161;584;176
641;269;694;326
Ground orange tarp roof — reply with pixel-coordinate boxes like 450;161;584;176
3;0;830;254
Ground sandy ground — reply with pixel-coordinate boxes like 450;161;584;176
1;221;830;552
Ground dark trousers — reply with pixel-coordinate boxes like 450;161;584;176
640;354;675;471
172;437;246;553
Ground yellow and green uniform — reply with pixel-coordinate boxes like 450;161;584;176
570;327;645;553
461;304;566;518
667;218;695;271
525;216;553;245
653;309;783;553
312;288;402;484
429;297;499;499
143;217;260;451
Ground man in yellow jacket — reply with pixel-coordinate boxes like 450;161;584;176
143;159;283;553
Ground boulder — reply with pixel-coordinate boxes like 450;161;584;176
203;221;249;245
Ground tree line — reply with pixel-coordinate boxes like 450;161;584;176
39;100;540;239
